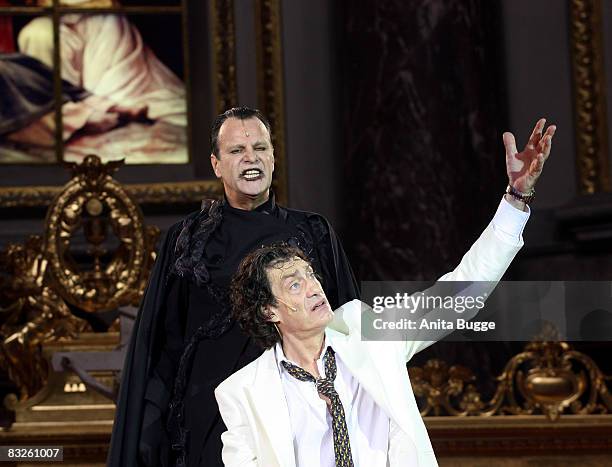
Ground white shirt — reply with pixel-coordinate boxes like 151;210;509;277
275;336;405;467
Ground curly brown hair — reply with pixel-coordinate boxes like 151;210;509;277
230;244;309;349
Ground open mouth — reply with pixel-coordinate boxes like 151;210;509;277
311;299;327;312
241;168;264;181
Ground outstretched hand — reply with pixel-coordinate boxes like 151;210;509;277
503;118;556;194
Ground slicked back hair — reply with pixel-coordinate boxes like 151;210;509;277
230;244;309;349
210;106;272;158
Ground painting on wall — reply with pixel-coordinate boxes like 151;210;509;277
0;0;288;209
0;0;188;165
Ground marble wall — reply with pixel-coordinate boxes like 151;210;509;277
340;0;507;281
335;0;612;405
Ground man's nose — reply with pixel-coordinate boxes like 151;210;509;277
306;277;322;296
242;147;258;162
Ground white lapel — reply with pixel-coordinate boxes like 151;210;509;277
326;329;418;444
245;348;296;467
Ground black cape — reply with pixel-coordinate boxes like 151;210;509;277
108;195;359;467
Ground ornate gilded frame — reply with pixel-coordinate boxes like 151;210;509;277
210;0;238;114
1;0;289;207
569;0;611;194
255;0;287;205
0;0;236;208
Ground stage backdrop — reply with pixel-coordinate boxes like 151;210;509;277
340;0;507;282
338;0;513;401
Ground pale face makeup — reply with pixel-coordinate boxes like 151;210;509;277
210;117;274;209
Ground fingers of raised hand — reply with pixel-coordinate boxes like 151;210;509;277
538;135;552;159
526;118;546;150
537;125;556;159
503;132;518;157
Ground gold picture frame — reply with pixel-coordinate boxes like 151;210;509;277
255;0;287;205
0;0;289;208
569;0;611;194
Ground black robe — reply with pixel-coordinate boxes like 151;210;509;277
108;195;359;467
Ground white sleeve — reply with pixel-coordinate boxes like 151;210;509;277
407;197;528;356
330;198;530;361
490;196;530;246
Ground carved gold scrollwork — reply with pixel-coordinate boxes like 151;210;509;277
0;155;159;401
410;341;612;421
409;359;478;416
0;237;84;400
0;180;223;209
210;0;238;113
255;0;288;205
45;155;158;312
569;0;611;194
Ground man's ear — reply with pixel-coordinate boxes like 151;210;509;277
210;153;221;178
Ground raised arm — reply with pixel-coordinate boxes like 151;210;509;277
330;119;556;360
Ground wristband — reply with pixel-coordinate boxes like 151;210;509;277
505;184;535;204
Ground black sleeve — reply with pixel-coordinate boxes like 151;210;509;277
137;277;188;466
308;214;360;310
326;220;360;306
151;277;188;389
108;224;182;467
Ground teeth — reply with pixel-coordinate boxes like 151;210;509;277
242;169;262;180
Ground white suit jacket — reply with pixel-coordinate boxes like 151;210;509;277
215;210;525;467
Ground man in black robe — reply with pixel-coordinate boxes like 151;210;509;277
108;107;359;467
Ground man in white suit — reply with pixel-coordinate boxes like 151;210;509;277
215;119;556;466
